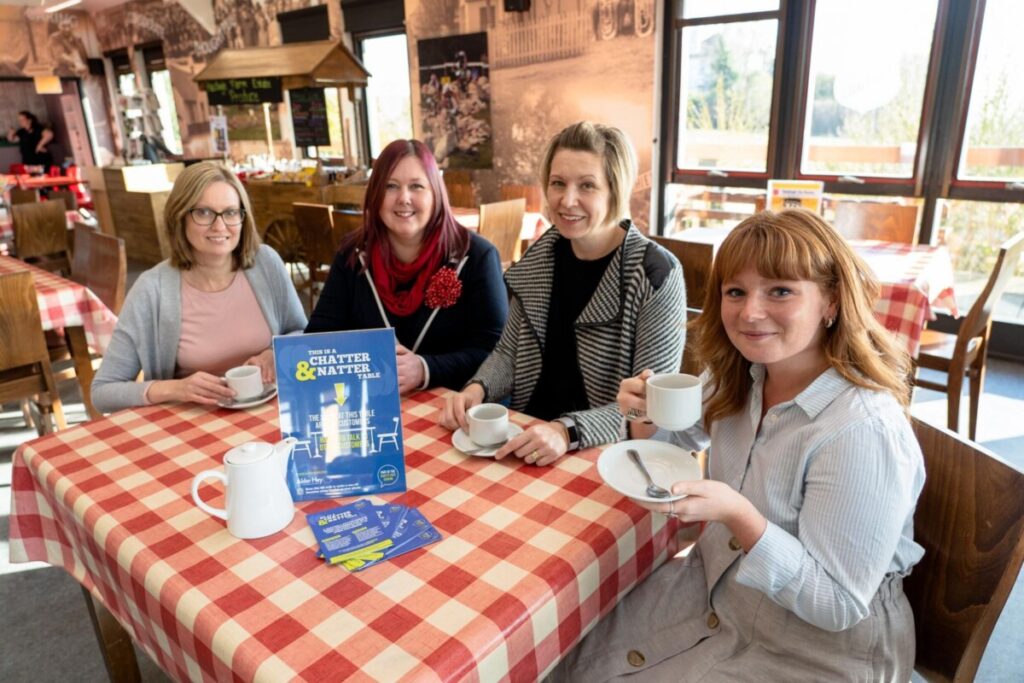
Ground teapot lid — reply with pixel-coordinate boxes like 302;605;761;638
225;442;273;466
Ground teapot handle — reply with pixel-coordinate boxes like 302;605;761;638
191;470;228;520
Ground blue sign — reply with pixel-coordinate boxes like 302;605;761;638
274;329;406;501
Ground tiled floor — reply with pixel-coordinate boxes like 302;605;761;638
1;358;1022;681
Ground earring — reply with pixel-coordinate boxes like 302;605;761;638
825;316;835;329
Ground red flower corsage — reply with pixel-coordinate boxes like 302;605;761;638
425;266;463;309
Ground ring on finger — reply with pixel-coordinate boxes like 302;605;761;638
525;450;538;464
625;407;643;421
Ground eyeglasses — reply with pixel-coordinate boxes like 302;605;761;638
188;207;245;227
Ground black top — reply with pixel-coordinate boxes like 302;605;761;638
14;127;52;167
305;231;508;391
524;237;616;421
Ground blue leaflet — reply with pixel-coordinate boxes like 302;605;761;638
307;500;440;571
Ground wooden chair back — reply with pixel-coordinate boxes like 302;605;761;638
322;183;367;211
833;201;920;244
443;169;475;208
331;210;363;245
71;225;127;315
479;198;525;264
12;199;70;273
49;190;78;211
10;188;39;205
500;184;544;213
906;417;1024;682
0;271;66;432
953;231;1024;350
651;234;714;310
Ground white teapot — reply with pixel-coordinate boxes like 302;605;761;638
191;437;297;539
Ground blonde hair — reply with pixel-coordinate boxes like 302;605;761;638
539;121;637;224
691;209;911;430
164;161;259;270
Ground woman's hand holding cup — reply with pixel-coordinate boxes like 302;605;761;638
149;371;235;406
618;369;657;439
441;382;485;432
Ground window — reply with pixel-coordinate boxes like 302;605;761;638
141;44;183;155
957;0;1024;182
359;33;414;159
677;19;778;173
659;0;1024;346
800;0;939;179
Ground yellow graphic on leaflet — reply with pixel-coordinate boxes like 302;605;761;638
334;383;347;405
295;361;316;381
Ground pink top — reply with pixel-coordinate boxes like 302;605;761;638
176;272;272;378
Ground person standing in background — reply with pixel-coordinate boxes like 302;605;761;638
7;111;54;168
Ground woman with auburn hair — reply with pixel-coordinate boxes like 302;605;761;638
552;209;924;681
305;139;507;393
92;162;306;413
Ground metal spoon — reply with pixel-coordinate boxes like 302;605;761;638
627;448;671;498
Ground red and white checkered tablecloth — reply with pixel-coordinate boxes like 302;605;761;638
852;241;959;357
9;389;675;682
0;255;117;354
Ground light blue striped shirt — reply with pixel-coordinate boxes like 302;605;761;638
661;364;925;631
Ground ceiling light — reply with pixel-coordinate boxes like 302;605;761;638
45;0;82;13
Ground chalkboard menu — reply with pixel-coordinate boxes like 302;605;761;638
205;77;283;105
289;88;331;147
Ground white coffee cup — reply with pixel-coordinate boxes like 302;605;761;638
225;366;263;401
467;403;510;447
646;373;702;431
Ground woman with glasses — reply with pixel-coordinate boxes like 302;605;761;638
92;162;306;413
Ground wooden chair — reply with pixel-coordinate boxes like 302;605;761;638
479;198;525;265
832;201;920;244
70;225;127;315
915;231;1024;440
293;203;338;308
443;169;475;208
0;271;67;435
500;184;544;213
10;188;39;205
651;234;714;311
12;199;71;274
331;210;362;244
49;189;78;211
905;417;1024;682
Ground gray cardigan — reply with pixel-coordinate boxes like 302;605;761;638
470;223;686;449
92;245;307;413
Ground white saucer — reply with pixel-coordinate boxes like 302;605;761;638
452;424;525;457
218;384;277;409
597;439;702;503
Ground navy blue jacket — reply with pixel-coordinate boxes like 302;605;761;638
306;231;508;391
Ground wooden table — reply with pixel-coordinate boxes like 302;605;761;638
0;256;117;419
9;388;677;682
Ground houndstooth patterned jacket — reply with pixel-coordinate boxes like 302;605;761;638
469;221;686;449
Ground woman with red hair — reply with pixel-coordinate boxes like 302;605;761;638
305;139;507;393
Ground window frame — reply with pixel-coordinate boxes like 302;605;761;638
657;0;1024;352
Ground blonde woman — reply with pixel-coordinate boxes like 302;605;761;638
553;210;924;681
441;121;686;465
92;162;306;413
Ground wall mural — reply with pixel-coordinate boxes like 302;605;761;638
417;32;492;169
405;0;658;230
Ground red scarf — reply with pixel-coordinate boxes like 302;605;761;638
370;230;443;317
